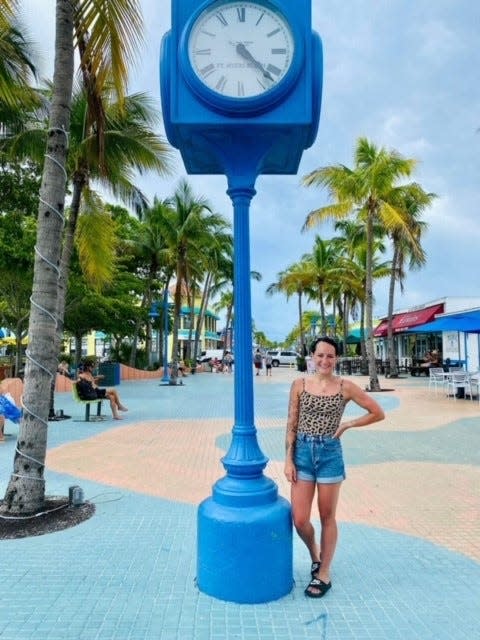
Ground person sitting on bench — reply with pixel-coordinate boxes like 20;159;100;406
77;360;128;420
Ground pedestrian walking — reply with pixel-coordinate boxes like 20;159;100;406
265;353;273;376
253;349;263;376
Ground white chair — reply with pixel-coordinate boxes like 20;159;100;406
468;373;480;402
428;368;447;393
446;372;473;401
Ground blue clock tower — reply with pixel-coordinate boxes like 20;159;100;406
161;0;322;603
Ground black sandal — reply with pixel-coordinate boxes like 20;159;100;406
304;578;332;599
310;561;321;578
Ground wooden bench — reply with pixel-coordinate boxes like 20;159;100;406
72;382;105;421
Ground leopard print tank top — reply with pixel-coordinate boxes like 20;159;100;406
297;378;347;437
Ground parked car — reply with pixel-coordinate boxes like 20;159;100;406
265;349;301;367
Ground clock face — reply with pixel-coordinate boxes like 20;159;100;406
185;1;296;104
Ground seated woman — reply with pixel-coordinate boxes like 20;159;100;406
77;360;128;420
420;351;432;368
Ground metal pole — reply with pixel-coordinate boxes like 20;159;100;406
161;287;170;384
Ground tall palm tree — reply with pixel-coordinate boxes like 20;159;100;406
191;233;234;361
385;184;434;376
2;0;152;515
302;137;423;391
160;180;229;384
129;198;174;366
2;0;75;514
331;219;388;357
300;236;352;336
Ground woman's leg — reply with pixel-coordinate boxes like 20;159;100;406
291;479;320;564
105;389;128;418
315;481;342;584
0;416;5;440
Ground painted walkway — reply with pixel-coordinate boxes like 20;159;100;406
0;368;479;639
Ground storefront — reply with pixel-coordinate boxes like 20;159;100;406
373;297;480;370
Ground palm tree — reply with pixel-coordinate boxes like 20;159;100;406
302;137;424;391
1;0;75;514
266;260;314;356
300;236;353;336
160;180;229;384
2;0;152;515
0;0;40;126
129;198;174;366
385;184;435;376
191;233;234;361
331;219;388;358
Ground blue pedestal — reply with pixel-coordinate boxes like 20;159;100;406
197;487;293;603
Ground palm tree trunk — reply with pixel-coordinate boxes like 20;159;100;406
342;296;349;355
194;273;212;359
297;291;306;354
387;245;399;377
319;287;327;335
365;210;381;391
2;0;74;514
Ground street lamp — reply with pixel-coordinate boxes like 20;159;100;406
147;303;160;369
161;288;171;385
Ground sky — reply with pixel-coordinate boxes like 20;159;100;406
22;1;480;342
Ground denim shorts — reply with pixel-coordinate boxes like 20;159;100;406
294;433;346;483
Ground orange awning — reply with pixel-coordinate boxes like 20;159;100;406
373;303;444;337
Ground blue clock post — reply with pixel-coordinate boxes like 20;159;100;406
160;0;322;603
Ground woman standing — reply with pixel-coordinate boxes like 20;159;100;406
284;337;385;598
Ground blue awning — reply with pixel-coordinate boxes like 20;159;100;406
406;311;480;334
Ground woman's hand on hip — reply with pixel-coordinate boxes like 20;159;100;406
284;460;297;483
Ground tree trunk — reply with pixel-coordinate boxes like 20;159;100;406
297;291;306;355
2;0;74;514
342;296;349;355
387;244;399;377
365;210;381;391
193;273;212;359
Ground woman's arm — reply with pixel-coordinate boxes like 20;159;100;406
284;379;301;482
335;379;385;439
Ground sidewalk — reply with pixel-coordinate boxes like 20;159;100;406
0;368;479;639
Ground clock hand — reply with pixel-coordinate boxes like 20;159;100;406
235;43;275;82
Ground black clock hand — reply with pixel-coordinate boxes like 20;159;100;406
236;43;275;82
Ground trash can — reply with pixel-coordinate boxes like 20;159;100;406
98;362;120;386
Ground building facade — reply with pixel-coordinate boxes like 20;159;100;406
373;297;480;371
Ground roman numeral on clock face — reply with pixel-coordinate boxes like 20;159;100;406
216;75;227;92
216;12;228;26
200;63;215;78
